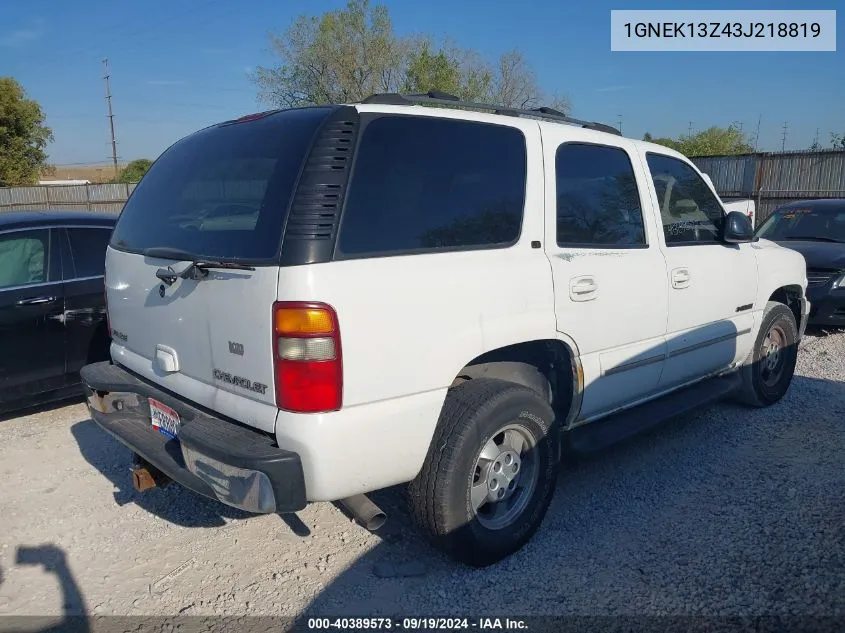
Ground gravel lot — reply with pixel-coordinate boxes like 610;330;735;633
0;330;843;626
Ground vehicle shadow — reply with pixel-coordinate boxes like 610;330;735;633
70;419;252;528
11;544;89;633
0;394;86;424
289;366;844;626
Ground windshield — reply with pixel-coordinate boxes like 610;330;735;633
110;107;330;263
756;206;845;243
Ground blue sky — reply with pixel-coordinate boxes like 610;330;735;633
1;0;842;165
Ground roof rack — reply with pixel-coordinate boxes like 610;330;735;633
359;91;622;136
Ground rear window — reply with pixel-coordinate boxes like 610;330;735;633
337;115;526;257
110;108;330;262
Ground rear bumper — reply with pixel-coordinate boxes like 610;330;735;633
80;361;306;513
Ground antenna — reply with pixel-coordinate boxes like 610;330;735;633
617;114;623;134
753;114;762;152
687;121;694;139
780;121;789;152
103;58;119;176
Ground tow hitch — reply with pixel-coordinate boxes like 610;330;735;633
130;455;170;492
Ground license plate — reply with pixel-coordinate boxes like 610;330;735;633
149;398;181;439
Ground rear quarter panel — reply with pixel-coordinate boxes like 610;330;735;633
273;116;558;499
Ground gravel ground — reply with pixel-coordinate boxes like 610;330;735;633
0;330;843;626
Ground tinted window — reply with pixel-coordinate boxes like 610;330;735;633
67;228;113;278
110;108;331;262
646;153;724;245
556;143;645;247
756;206;845;243
338;116;526;256
0;229;50;290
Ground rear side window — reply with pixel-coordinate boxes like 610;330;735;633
110;108;331;263
67;228;112;278
556;143;646;247
337;116;526;257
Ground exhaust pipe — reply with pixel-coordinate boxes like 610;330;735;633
338;494;386;531
130;455;170;492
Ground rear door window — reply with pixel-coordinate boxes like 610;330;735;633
110;107;331;263
67;228;113;279
337;115;527;257
556;143;646;247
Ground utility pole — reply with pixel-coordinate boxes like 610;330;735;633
813;128;820;149
688;121;694;139
616;114;623;134
753;114;762;152
780;121;789;152
103;58;119;176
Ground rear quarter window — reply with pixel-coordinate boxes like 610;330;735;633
337;115;527;258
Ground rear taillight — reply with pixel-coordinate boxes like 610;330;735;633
273;302;342;413
104;270;111;338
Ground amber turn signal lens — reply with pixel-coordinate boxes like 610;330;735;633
274;307;334;335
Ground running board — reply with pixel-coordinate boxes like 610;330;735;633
567;372;742;453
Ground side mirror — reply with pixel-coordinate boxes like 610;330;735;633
722;210;754;243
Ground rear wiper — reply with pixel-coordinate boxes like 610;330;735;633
145;248;256;285
781;236;845;244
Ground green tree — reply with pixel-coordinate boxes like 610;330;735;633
252;0;568;112
252;0;402;106
643;125;752;157
112;159;152;183
0;77;53;186
831;133;845;150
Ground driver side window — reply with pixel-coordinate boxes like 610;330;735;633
0;229;49;290
646;153;725;245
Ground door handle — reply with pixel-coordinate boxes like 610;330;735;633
671;268;691;289
14;296;57;306
570;276;598;302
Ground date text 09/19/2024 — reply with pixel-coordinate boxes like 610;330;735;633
306;617;528;630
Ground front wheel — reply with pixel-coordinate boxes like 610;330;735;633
735;301;799;407
408;378;558;567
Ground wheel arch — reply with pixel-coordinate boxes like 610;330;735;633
450;336;583;430
767;284;804;332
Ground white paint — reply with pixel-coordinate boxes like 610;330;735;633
105;103;807;502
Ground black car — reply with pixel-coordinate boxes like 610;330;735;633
0;210;117;413
755;199;845;327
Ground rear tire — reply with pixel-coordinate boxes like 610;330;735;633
735;301;798;407
408;378;558;567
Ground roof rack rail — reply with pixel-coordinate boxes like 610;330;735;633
359;92;622;136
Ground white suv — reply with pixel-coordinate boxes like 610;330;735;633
81;92;809;566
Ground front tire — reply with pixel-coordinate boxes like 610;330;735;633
408;378;558;567
735;301;798;407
